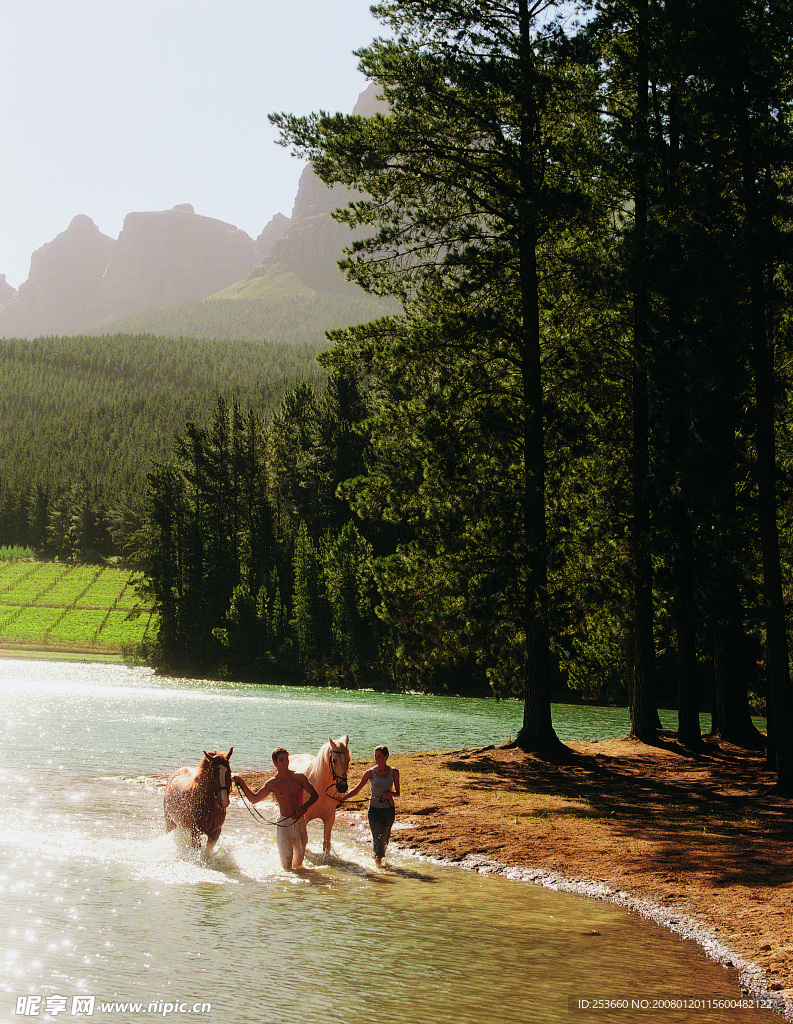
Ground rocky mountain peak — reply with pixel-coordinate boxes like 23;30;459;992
10;216;116;336
0;85;384;338
0;274;16;308
100;207;259;314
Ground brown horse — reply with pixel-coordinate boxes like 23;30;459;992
164;748;233;857
289;735;350;854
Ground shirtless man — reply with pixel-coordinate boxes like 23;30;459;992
233;748;318;869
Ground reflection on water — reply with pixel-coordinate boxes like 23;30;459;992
0;660;778;1023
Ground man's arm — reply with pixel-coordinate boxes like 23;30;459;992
232;773;273;805
295;774;319;818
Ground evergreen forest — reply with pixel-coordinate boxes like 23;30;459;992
6;0;793;790
0;333;325;559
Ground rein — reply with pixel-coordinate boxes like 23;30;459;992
234;781;298;828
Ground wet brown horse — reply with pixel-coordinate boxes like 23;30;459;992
164;748;233;857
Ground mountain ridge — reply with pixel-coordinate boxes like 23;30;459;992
0;84;385;342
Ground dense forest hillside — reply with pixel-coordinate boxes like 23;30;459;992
0;333;325;557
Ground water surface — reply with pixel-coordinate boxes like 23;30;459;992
0;660;777;1023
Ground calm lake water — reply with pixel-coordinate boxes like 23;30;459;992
0;660;778;1023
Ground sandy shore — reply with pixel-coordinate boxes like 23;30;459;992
326;737;793;1020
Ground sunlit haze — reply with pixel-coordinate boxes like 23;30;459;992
0;0;379;289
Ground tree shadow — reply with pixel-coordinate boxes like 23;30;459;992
437;736;793;891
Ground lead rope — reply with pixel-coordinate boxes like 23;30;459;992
234;781;298;828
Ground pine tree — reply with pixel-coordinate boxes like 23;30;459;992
273;0;604;750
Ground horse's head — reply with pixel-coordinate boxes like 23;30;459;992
203;748;233;809
327;735;350;794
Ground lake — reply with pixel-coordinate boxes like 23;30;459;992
0;659;777;1023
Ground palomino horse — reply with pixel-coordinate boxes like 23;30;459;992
164;748;233;856
289;735;350;853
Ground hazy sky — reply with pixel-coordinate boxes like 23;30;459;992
0;0;381;289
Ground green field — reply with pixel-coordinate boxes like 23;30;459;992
0;561;156;659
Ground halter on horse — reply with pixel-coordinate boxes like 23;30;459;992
327;742;349;796
164;747;233;857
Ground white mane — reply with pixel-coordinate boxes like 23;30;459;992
313;734;350;768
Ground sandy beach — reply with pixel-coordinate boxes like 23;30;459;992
330;737;793;1019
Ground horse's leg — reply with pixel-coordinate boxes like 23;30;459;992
323;812;335;853
204;828;221;857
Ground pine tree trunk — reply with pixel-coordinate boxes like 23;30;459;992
673;511;701;747
725;0;793;787
747;285;793;781
514;0;561;753
663;15;700;749
709;479;765;748
514;242;558;756
629;0;658;743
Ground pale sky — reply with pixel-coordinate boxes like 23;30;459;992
0;0;381;289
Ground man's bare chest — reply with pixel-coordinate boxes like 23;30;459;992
272;773;303;801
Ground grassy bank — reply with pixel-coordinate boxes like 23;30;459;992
0;560;155;659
